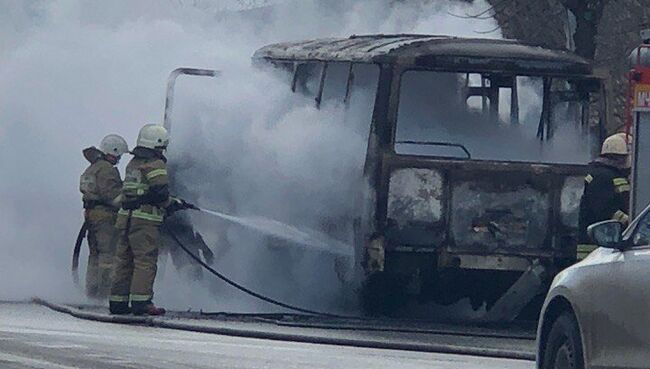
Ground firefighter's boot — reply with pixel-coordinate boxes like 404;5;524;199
131;300;166;316
109;301;131;315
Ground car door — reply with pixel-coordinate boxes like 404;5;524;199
611;210;650;368
581;209;650;369
578;246;626;369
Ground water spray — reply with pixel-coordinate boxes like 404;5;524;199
190;206;353;257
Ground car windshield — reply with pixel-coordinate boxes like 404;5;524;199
394;70;600;164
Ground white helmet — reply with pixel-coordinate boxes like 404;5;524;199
601;133;631;156
137;124;169;150
99;134;129;157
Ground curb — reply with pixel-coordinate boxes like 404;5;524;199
264;318;537;340
33;299;535;361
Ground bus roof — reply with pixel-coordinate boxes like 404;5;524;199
253;34;592;76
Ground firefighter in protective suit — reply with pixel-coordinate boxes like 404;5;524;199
79;134;128;299
577;133;631;259
109;124;194;315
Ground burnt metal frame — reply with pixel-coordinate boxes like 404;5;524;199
315;63;328;108
370;62;600;262
462;73;519;125
377;155;586;258
291;61;370;110
253;36;593;78
386;65;603;154
256;52;604;264
394;141;472;159
163;67;221;133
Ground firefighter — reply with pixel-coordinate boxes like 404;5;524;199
577;133;632;259
109;124;194;315
79;134;129;299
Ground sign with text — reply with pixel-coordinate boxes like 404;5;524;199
634;84;650;111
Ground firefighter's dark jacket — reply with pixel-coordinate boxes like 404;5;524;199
578;159;630;242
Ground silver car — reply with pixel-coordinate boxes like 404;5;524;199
536;206;650;369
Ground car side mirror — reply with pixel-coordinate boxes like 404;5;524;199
587;220;624;249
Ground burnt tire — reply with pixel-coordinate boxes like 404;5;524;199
360;272;407;317
541;312;584;369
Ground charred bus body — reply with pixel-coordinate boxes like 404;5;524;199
253;35;605;320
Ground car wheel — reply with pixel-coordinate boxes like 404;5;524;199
542;312;584;369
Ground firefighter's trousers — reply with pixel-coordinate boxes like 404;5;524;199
85;208;118;299
110;218;160;304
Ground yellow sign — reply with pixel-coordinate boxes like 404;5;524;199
634;84;650;111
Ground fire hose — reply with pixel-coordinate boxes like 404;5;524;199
68;207;539;343
164;208;355;319
71;221;89;288
70;204;355;318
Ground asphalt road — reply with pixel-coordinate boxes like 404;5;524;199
0;303;534;369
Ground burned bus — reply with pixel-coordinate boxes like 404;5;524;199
252;34;605;320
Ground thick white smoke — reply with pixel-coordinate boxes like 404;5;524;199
0;0;500;311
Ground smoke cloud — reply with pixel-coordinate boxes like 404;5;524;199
0;0;499;312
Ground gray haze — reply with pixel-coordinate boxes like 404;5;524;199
0;0;499;311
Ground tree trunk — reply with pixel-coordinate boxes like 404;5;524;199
563;0;606;59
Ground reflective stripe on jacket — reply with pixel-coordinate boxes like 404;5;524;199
117;147;170;225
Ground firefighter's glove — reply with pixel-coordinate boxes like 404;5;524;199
181;200;199;211
166;198;186;215
166;198;198;215
122;199;141;211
